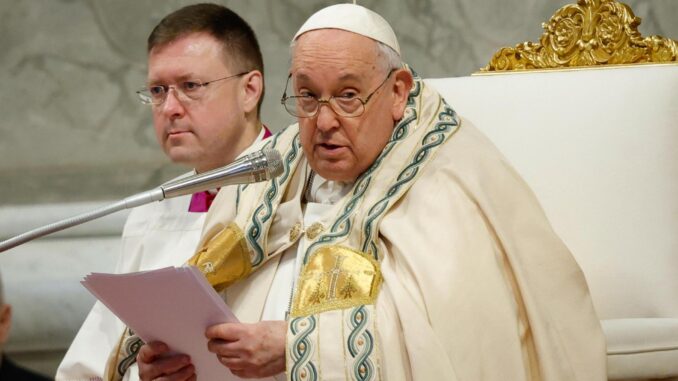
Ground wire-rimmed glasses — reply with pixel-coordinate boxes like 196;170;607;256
136;71;249;106
280;69;396;118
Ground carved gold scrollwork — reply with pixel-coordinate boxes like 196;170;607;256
482;0;677;71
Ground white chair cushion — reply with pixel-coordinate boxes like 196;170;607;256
604;319;678;380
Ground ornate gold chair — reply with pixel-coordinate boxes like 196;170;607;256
427;0;677;379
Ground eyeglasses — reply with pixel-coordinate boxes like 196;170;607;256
280;69;396;118
136;72;249;106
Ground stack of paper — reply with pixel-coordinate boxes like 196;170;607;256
82;266;242;380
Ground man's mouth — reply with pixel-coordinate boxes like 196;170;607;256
319;143;342;150
316;143;348;158
168;130;190;137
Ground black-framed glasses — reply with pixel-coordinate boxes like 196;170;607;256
280;69;396;118
136;71;249;106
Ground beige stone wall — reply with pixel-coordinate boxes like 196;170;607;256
1;0;675;205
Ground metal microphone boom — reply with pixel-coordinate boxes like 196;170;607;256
0;149;283;253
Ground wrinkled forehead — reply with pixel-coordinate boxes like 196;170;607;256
291;29;381;76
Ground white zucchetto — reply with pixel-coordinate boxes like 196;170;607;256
293;3;401;56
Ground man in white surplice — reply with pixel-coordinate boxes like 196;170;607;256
56;4;271;381
136;4;606;381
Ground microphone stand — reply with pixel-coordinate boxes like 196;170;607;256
0;188;164;253
0;149;282;253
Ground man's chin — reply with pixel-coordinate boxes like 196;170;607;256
313;163;359;183
165;149;198;169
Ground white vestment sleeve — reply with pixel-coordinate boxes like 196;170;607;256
56;301;125;381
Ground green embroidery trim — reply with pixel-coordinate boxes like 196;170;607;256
236;135;276;214
116;330;143;378
246;130;301;266
347;306;376;381
290;316;319;381
361;103;460;256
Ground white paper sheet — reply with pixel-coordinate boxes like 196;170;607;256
81;266;243;380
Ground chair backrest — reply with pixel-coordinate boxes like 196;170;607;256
426;63;678;320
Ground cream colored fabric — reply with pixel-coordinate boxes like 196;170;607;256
426;64;678;320
426;63;678;380
604;319;678;380
293;4;400;55
260;178;352;323
260;181;353;381
201;75;606;380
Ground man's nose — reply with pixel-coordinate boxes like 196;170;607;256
160;88;186;119
315;101;340;132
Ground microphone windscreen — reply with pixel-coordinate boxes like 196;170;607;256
264;149;284;178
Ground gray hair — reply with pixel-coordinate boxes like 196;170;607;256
375;40;403;72
289;37;403;75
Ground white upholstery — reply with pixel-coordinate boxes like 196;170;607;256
427;63;678;380
604;319;678;380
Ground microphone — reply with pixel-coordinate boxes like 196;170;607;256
0;149;283;253
161;148;283;199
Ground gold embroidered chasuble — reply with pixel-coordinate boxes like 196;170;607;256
196;71;607;380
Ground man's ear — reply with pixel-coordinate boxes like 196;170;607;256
391;68;414;121
241;70;264;115
0;304;12;345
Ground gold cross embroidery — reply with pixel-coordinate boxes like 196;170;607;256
292;245;382;317
327;254;346;300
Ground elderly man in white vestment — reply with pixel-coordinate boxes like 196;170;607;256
136;4;607;381
56;4;270;381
